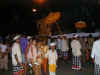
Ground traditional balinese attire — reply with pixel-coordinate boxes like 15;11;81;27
12;35;24;75
46;43;58;75
27;44;37;72
42;45;49;75
0;44;8;70
61;38;69;60
35;48;42;75
56;38;62;58
91;39;100;75
12;42;23;75
71;39;82;70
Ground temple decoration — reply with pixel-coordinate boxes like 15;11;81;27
37;12;62;37
75;21;87;29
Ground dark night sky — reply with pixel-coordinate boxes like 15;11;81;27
0;0;100;35
0;0;32;35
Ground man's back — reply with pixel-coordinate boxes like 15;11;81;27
91;39;100;65
71;40;82;56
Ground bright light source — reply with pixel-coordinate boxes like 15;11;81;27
33;0;47;5
32;8;37;12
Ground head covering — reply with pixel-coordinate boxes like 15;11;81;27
27;36;32;40
13;35;20;41
50;42;56;46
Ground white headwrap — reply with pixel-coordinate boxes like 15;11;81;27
27;36;32;40
50;42;56;46
13;35;20;40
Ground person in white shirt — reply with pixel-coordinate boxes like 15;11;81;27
0;41;8;71
91;36;100;75
71;35;82;70
12;35;23;75
46;42;58;75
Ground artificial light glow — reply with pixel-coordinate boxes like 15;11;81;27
33;0;47;5
75;21;87;29
32;8;37;12
45;12;61;24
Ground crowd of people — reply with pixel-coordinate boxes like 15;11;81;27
0;33;100;75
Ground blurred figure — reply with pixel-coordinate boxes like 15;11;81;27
48;37;51;47
71;35;82;71
20;34;28;62
12;35;23;75
42;40;49;75
0;41;8;71
20;34;28;75
34;41;42;75
61;36;69;64
46;42;58;75
91;36;100;75
79;37;87;67
27;38;37;74
25;36;33;64
25;36;33;75
56;36;62;52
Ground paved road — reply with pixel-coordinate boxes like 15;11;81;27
56;62;94;75
0;60;94;75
